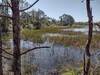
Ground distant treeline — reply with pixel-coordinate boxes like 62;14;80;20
75;22;100;25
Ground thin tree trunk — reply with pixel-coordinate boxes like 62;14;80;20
0;23;3;75
0;0;39;75
83;0;93;75
11;0;21;75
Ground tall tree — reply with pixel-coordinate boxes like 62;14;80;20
59;14;75;26
0;0;49;75
37;9;45;20
11;0;40;75
83;0;93;75
0;0;39;75
11;0;21;75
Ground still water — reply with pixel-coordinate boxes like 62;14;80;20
6;39;100;75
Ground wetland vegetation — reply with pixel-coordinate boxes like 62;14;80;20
0;0;100;75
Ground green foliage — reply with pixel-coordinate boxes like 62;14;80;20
21;28;43;43
21;26;100;49
2;34;12;41
58;66;83;75
59;14;75;26
21;26;61;42
49;35;87;48
33;21;41;29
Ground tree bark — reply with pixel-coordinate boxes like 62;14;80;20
0;23;3;75
83;0;93;75
0;1;39;75
11;0;21;75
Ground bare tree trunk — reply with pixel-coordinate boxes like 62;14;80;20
83;0;93;75
11;0;21;75
0;1;39;75
0;23;3;75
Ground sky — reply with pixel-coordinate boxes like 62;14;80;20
27;0;100;22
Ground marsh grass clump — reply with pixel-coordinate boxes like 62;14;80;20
21;26;100;48
21;26;61;42
91;34;100;49
21;28;43;43
42;26;61;33
58;65;83;75
49;35;87;48
2;34;12;41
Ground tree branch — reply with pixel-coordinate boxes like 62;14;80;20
20;0;39;12
0;55;12;60
0;48;13;56
0;1;12;10
95;23;100;28
0;4;9;7
0;14;13;19
0;46;50;56
20;46;50;56
6;1;12;8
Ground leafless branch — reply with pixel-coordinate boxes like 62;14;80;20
95;23;100;28
0;4;9;7
0;4;11;8
1;46;50;57
6;1;12;8
20;46;50;56
0;48;13;56
20;0;39;12
0;14;13;19
0;55;12;60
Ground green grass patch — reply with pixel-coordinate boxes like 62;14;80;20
21;26;61;42
2;34;12;41
49;35;87;48
62;72;74;75
21;28;43;43
21;26;100;49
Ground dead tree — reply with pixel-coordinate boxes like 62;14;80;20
83;0;93;75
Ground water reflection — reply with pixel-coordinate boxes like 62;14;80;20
5;39;100;75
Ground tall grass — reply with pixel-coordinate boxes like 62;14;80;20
21;26;100;49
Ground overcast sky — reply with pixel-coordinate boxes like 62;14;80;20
27;0;100;22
